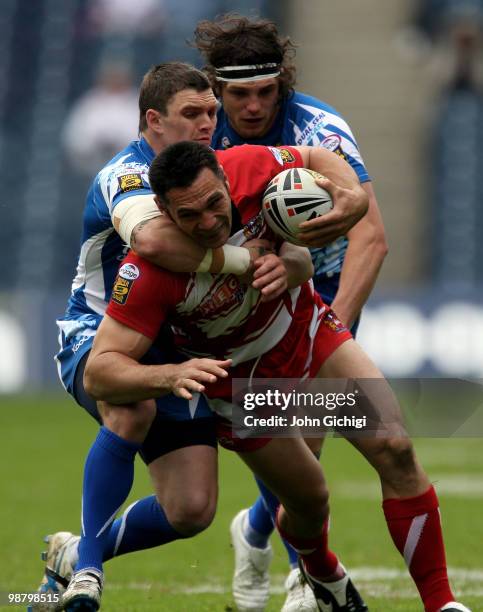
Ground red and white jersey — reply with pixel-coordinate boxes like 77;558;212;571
106;145;351;403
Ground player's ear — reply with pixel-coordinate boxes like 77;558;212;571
154;194;167;213
146;109;164;134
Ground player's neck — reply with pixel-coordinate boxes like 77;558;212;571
141;131;163;156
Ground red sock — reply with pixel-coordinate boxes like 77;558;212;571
276;512;338;580
383;485;454;612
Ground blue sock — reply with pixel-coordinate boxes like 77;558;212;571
247;477;299;567
103;495;186;559
244;477;276;549
76;427;140;573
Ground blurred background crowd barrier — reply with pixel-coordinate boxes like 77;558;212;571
1;0;483;392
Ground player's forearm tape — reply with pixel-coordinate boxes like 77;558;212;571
220;244;251;274
196;245;251;275
196;248;214;272
113;196;161;244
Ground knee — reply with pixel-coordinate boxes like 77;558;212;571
373;437;418;475
285;484;329;523
304;486;329;521
278;485;329;537
165;492;217;537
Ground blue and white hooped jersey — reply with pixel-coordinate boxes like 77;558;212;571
56;137;156;391
212;90;371;279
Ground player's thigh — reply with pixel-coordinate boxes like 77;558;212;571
149;444;218;532
150;444;218;506
72;350;102;422
318;338;382;379
318;339;409;461
144;393;218;520
237;437;328;514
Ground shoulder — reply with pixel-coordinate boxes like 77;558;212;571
285;91;339;120
216;144;301;171
95;144;152;210
216;145;302;212
113;253;186;306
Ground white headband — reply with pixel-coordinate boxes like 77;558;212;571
214;63;281;82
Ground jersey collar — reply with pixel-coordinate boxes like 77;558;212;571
138;136;156;164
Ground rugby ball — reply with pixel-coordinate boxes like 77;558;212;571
262;168;333;245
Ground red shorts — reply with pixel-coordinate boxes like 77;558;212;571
211;306;352;453
216;417;272;452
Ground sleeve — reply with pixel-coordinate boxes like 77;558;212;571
318;125;370;184
98;160;153;217
106;253;185;340
302;108;370;183
288;94;370;183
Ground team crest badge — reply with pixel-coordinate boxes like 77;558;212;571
279;148;296;163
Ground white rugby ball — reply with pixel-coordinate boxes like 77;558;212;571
262;168;333;245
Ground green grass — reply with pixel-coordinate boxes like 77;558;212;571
1;393;482;611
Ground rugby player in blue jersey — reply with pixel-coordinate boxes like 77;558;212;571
34;62;227;612
32;61;368;612
193;15;469;612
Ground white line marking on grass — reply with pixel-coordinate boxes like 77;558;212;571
105;567;483;598
333;476;483;499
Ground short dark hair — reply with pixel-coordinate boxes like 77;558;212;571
138;62;212;132
149;141;223;202
193;14;297;98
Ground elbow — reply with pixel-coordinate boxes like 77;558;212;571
365;232;388;269
358;187;370;219
305;257;315;282
376;231;389;263
353;226;388;268
131;235;159;261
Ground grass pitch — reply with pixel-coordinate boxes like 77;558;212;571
1;393;481;611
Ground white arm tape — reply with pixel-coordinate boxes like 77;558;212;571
196;248;214;273
220;244;251;274
113;195;161;244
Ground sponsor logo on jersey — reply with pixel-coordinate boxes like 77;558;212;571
321;134;348;162
295;111;327;145
119;263;140;280
111;275;135;305
321;134;341;152
118;173;143;193
197;276;244;318
279;148;296;163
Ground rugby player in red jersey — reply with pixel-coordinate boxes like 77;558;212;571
85;141;469;612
